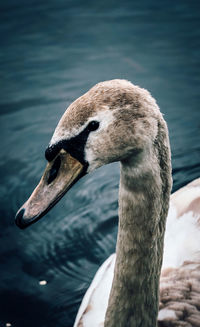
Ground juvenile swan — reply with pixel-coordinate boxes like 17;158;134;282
15;80;200;327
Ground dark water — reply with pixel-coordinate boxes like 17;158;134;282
0;1;200;326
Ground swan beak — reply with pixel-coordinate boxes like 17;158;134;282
15;150;85;229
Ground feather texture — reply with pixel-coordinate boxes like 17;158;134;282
74;179;200;327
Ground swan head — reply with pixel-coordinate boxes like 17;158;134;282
15;79;163;228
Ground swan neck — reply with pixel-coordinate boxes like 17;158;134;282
105;145;171;327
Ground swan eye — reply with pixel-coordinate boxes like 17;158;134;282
87;120;99;132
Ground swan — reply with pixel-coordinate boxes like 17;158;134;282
15;79;200;326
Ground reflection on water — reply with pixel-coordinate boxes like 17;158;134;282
0;1;200;326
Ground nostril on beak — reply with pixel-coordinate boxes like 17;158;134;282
47;155;61;184
15;208;26;229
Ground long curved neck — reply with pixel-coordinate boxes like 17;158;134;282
105;125;172;327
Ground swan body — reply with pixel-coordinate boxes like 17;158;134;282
15;79;200;326
74;178;200;327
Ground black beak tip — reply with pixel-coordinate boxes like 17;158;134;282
15;208;27;229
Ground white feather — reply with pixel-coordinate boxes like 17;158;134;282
162;203;200;269
73;254;115;327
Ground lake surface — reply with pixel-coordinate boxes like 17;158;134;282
0;1;200;326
